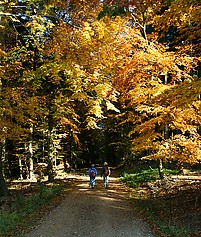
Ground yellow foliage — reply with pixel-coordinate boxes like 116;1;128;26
82;22;94;41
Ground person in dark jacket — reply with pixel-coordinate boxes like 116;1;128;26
101;162;111;188
88;164;97;188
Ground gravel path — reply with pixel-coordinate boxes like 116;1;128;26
23;175;156;237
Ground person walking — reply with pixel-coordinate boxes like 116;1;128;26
88;164;97;188
101;162;111;188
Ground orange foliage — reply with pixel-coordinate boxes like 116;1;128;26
1;0;200;165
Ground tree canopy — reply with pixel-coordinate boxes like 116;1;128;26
0;0;200;195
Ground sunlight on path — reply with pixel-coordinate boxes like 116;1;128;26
23;175;156;237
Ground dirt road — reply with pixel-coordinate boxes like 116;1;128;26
23;175;156;237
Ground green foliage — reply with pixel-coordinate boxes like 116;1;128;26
97;4;127;20
159;224;192;237
120;168;178;188
120;168;159;188
0;185;63;236
0;210;20;236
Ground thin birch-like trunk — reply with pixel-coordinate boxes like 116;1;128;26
29;125;35;180
158;158;166;180
19;155;23;180
0;141;8;197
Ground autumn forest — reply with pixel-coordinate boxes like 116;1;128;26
0;0;201;197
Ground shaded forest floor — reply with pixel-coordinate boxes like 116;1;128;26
129;175;201;236
1;167;201;236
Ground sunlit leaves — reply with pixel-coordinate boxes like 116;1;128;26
106;1;200;165
1;0;200;166
155;0;201;54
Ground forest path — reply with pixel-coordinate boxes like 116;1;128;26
23;175;156;237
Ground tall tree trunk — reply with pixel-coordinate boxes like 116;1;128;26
28;141;35;180
42;129;45;162
0;142;8;197
1;140;6;177
19;155;23;180
28;125;35;180
47;112;55;181
47;131;54;181
63;144;70;172
158;158;166;180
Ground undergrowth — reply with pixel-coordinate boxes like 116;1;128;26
0;184;64;236
134;198;194;237
120;167;200;237
120;167;177;188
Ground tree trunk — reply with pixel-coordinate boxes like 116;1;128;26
28;125;35;180
0;142;8;197
158;158;166;180
42;129;45;162
47;131;54;181
47;112;55;181
19;155;23;180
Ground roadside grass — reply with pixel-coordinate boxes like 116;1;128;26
120;167;177;188
1;168;200;237
120;167;200;237
0;184;64;237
